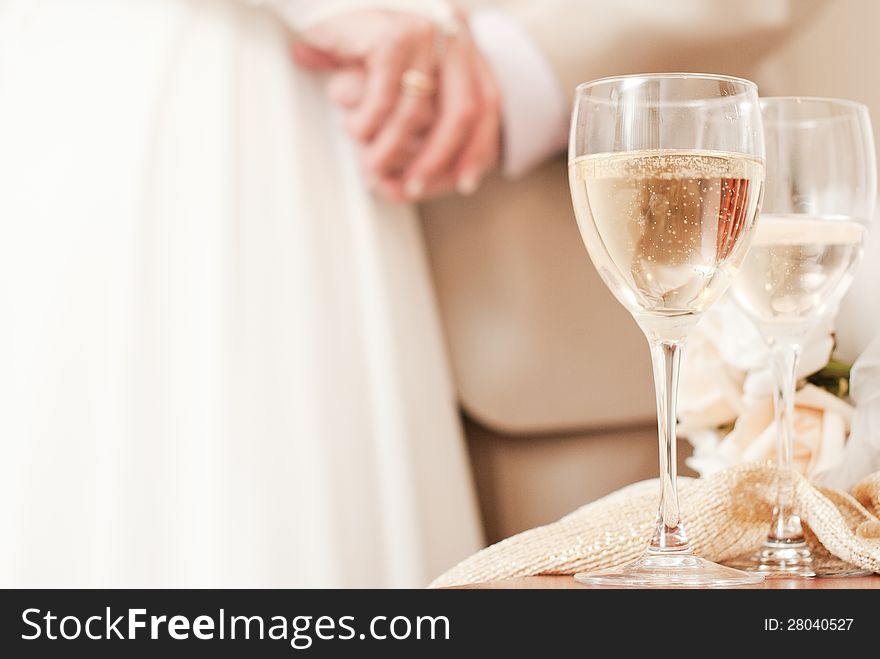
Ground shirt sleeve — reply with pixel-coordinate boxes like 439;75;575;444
469;7;568;179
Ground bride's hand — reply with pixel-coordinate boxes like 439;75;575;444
377;23;500;201
292;11;437;153
293;7;501;201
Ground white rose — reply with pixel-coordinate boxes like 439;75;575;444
740;321;835;399
677;338;744;435
678;295;846;480
814;335;880;489
686;383;853;479
678;299;754;434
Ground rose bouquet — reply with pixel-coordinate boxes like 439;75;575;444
677;297;880;487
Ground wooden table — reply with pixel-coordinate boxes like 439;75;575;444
455;575;880;589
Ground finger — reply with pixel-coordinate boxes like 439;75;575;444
362;94;434;175
401;40;479;197
376;132;427;179
373;177;410;203
375;172;455;202
291;42;339;70
346;18;436;142
326;67;367;108
361;40;436;176
452;54;501;194
345;43;408;142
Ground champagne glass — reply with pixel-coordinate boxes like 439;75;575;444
729;97;877;577
568;73;765;587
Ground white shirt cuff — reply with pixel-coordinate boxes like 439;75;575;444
470;8;568;178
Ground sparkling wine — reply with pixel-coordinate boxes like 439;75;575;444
569;150;764;319
731;215;865;333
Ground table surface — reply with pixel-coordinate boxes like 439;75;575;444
455;575;880;589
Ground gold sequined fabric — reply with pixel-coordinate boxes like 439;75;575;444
430;463;880;587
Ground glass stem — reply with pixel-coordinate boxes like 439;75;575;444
647;338;690;553
768;341;804;543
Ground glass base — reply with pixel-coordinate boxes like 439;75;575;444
727;540;872;578
726;539;815;577
574;552;765;588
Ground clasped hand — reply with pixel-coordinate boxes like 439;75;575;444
292;7;500;201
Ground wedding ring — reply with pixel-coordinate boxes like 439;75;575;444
400;69;435;97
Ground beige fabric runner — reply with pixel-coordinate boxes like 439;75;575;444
431;463;880;587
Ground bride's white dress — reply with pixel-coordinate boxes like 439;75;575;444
0;0;481;587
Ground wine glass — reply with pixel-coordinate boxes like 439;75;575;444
569;73;765;587
729;97;877;577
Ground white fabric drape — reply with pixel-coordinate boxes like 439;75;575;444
816;335;880;490
0;0;481;587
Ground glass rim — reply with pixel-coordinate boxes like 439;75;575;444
574;72;758;94
760;95;870;114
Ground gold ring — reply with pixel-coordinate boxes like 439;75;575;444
401;69;435;97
